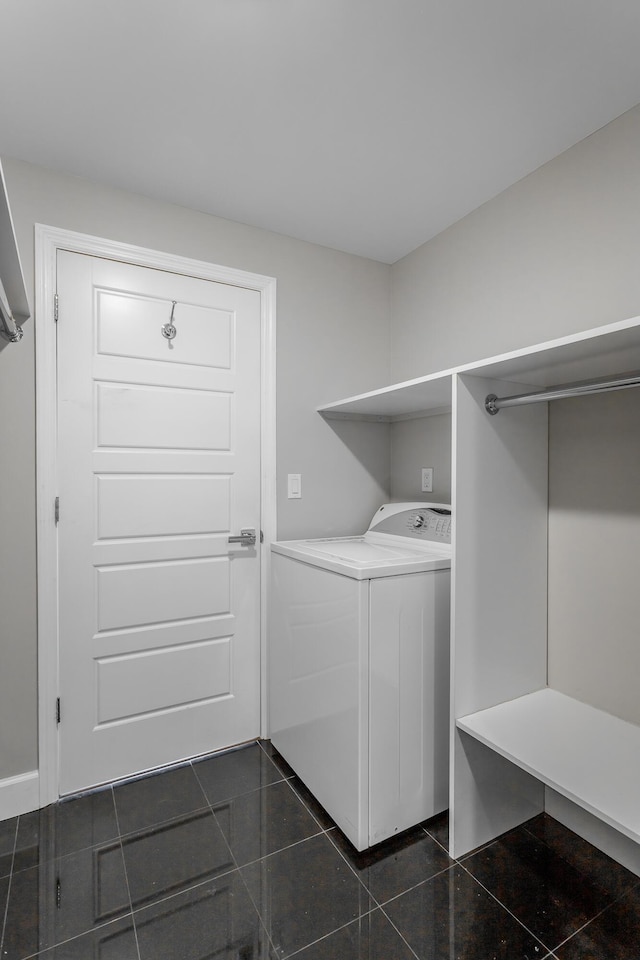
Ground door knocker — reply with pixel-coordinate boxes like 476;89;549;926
162;301;178;341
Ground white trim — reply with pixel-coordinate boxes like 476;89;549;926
35;224;277;808
0;770;39;820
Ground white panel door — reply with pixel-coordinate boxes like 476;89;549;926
56;251;262;794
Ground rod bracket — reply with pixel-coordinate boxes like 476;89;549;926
485;394;499;415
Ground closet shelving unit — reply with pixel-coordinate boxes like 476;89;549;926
0;159;30;349
319;315;640;867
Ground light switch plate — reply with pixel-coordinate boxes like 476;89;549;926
288;474;302;498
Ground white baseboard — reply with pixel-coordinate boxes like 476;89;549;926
0;769;40;820
545;787;640;877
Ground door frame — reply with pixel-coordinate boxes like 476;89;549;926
35;224;277;807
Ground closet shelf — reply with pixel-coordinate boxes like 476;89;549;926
457;687;640;845
318;316;640;421
318;370;454;421
0;159;30;349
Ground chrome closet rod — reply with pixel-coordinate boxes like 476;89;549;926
485;372;640;415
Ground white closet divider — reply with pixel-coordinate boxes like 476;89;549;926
450;372;548;857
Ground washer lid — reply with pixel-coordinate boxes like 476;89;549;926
290;536;432;564
271;531;450;579
271;502;452;579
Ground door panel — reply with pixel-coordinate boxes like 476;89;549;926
96;474;230;539
96;382;232;450
57;251;261;794
96;289;233;368
96;637;232;723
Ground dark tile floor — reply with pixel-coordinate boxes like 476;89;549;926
1;740;639;959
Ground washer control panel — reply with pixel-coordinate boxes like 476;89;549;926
406;508;452;541
369;503;452;543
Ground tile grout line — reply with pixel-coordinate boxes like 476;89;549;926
420;823;455;859
273;752;460;923
234;867;281;958
0;816;18;957
233;824;377;958
121;778;246;923
187;757;295;958
547;885;640;958
320;824;386;908
460;819;640;958
6;802;134;960
372;863;457;911
233;828;329;873
283;776;335;835
117;801;214;844
378;904;423;960
111;784;144;960
210;756;377;959
457;860;551;955
217;775;283;960
281;906;385;960
190;760;290;809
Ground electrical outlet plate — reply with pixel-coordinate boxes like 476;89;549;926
421;467;433;493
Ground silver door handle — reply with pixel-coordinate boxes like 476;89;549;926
228;528;257;547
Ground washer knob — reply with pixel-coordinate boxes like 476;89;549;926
411;514;425;528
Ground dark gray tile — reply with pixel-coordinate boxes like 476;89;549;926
122;808;235;909
289;775;337;830
14;789;118;871
29;916;139;959
0;873;10;939
330;824;453;904
463;822;638;952
292;907;416;959
114;765;208;836
555;882;640;960
134;871;276;960
259;740;296;779
241;833;373;959
0;816;17;879
213;780;321;866
193;742;283;805
523;813;639;901
2;841;131;959
384;864;545;960
422;809;449;850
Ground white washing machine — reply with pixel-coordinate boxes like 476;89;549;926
269;502;451;850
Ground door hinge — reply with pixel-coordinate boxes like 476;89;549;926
54;293;59;322
260;530;264;544
55;496;60;524
56;697;61;724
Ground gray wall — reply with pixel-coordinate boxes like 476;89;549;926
0;157;392;779
548;390;640;725
391;105;640;381
391;104;640;726
390;415;452;504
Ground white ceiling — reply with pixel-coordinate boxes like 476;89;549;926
2;1;640;263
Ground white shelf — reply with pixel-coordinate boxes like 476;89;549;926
457;687;640;845
318;370;454;421
318;316;640;420
0;158;30;349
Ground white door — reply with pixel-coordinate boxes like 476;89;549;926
56;251;262;795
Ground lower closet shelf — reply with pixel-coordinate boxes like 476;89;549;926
457;687;640;844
